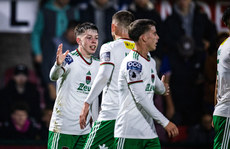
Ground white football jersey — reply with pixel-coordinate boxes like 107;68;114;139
115;50;169;139
213;37;230;118
97;38;135;121
49;49;100;135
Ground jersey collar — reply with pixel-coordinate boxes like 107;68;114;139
76;49;92;65
119;38;133;41
132;49;150;62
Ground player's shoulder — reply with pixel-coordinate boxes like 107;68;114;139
112;38;135;50
69;50;80;57
101;39;134;52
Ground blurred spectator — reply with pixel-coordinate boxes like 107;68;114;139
79;0;117;58
52;20;79;53
127;0;163;58
187;112;214;145
31;0;80;103
162;0;217;125
38;106;53;141
0;64;41;122
0;103;40;140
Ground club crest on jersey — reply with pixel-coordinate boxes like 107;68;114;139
86;71;91;84
64;55;73;65
127;61;142;81
101;52;110;62
151;69;155;83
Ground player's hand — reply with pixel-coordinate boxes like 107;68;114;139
212;120;214;128
79;102;90;129
164;121;179;138
161;75;170;96
56;43;69;66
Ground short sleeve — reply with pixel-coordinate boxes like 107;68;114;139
100;44;115;66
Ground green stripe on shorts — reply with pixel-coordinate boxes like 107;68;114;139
84;120;115;149
114;137;161;149
213;116;230;149
48;131;88;149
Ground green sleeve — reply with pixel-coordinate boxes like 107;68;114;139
31;11;44;55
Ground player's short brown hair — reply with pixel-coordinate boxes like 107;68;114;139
128;19;156;42
74;22;98;37
112;10;135;29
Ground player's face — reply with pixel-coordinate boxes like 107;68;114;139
145;26;159;51
78;29;98;55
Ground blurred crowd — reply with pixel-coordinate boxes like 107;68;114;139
0;0;228;146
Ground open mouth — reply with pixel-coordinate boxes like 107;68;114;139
90;45;96;50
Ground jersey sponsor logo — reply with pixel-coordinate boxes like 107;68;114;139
127;61;142;81
77;83;91;93
145;83;155;91
101;52;110;62
64;55;73;65
151;69;155;83
124;41;135;49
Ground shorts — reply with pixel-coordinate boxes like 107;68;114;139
213;116;230;149
83;120;115;149
114;137;161;149
48;131;88;149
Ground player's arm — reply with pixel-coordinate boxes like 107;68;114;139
80;46;114;129
212;76;218;128
214;76;217;106
90;97;99;122
50;44;69;81
129;81;178;138
79;64;114;129
125;61;178;138
153;59;169;95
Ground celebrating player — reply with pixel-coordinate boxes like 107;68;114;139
48;22;100;149
213;8;230;149
79;10;135;148
114;19;179;148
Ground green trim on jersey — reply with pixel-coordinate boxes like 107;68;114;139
213;116;230;149
133;51;139;60
114;137;161;149
48;131;88;149
92;56;99;61
71;50;80;56
77;49;93;65
83;120;115;149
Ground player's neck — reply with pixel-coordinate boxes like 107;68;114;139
114;34;129;40
135;43;149;59
78;47;91;59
